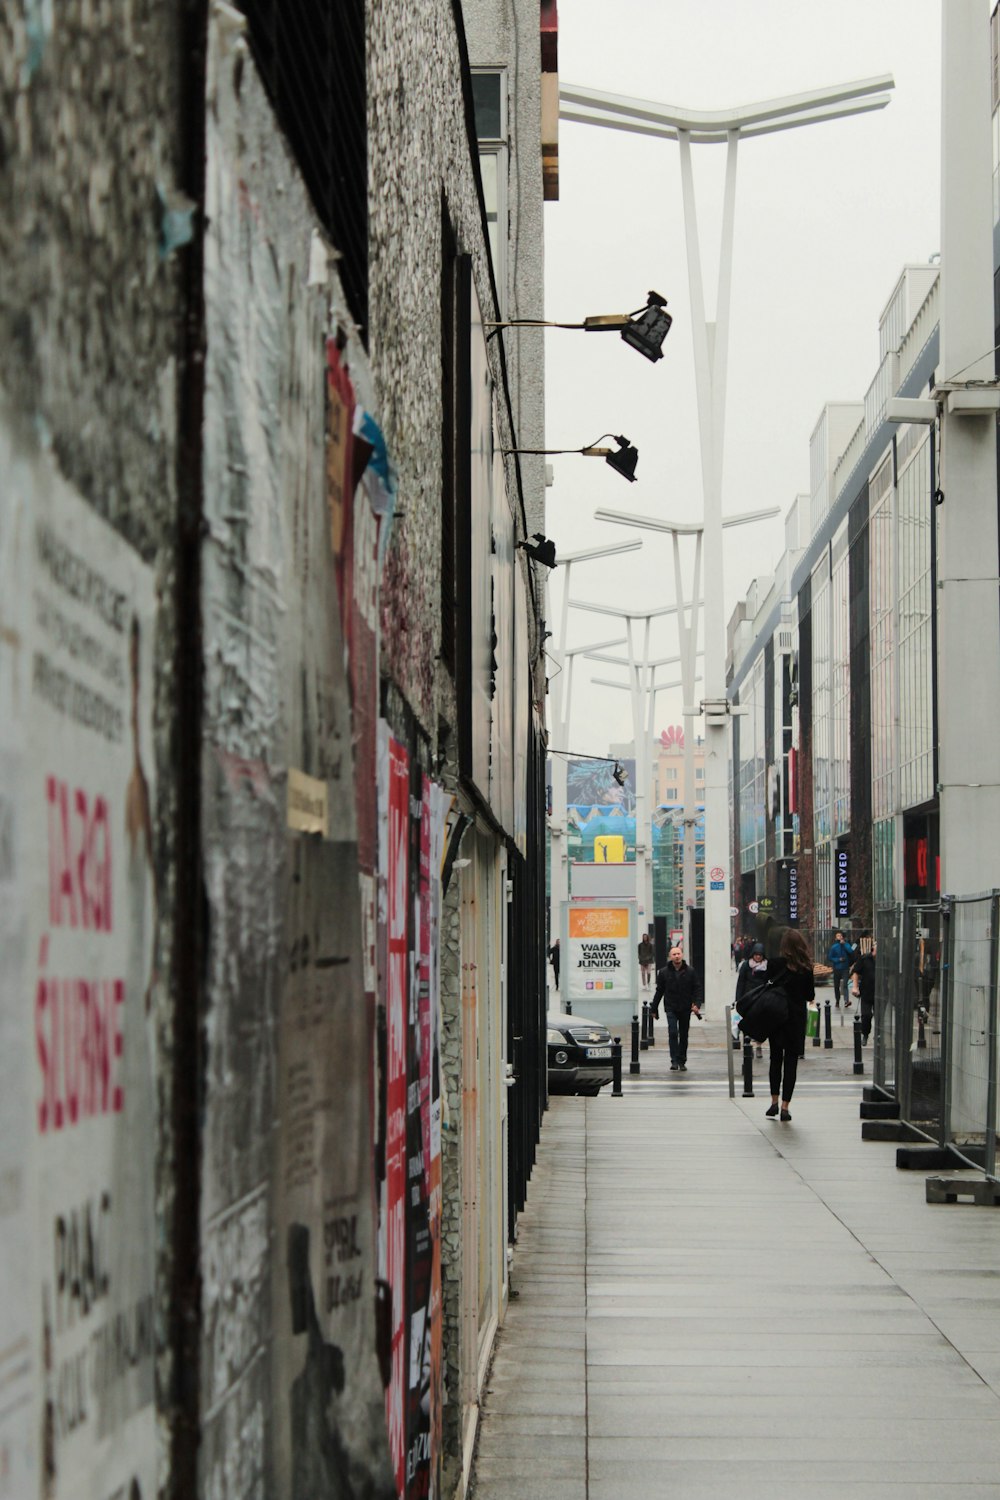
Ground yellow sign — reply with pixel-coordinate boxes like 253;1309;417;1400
287;766;329;836
569;907;630;939
593;835;625;864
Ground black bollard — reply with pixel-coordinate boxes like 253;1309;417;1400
640;1000;650;1051
630;1015;641;1075
565;999;572;1015
612;1038;623;1096
812;1001;821;1048
742;1035;754;1097
648;1005;655;1047
824;998;833;1050
853;1014;864;1075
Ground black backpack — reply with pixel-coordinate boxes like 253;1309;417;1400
736;976;789;1043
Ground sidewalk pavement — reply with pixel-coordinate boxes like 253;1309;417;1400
469;1039;1000;1500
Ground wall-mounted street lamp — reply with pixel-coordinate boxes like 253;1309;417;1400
517;533;558;569
505;434;639;483
488;290;673;363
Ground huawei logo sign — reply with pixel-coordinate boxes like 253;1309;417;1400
660;725;684;748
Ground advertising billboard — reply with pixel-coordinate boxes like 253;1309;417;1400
567;905;635;1004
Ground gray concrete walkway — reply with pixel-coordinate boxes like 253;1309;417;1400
470;1066;1000;1499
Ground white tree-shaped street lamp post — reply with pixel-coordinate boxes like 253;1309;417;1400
588;666;703;935
546;540;643;946
594;506;779;937
569;598;702;932
561;73;892;1005
586;647;704;931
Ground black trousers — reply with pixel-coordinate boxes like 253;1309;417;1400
832;969;849;1003
769;1006;807;1101
667;1010;691;1065
860;999;874;1044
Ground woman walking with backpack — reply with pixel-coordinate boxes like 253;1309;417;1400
764;929;816;1122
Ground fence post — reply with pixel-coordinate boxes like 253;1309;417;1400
824;998;833;1050
725;1007;735;1098
611;1037;623;1097
986;892;1000;1179
640;1000;650;1051
742;1035;755;1098
853;1014;864;1076
939;896;952;1151
630;1014;640;1075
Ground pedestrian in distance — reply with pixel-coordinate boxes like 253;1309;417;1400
735;942;768;1058
764;928;816;1122
638;933;655;990
850;940;876;1044
548;938;560;990
651;946;702;1072
826;929;856;1008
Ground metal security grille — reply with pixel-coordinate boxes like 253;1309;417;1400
946;893;999;1172
874;904;900;1093
898;903;945;1134
238;0;368;341
873;893;1000;1178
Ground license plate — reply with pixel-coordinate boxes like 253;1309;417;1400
586;1047;612;1058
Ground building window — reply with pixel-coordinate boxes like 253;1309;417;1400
695;767;704;782
896;431;933;811
739;654;766;874
472;69;508;314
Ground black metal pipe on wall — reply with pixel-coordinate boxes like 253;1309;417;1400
506;720;547;1240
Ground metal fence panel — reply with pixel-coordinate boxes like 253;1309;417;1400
945;893;999;1177
874;905;901;1093
898;903;945;1135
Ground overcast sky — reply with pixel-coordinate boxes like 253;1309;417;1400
542;0;942;757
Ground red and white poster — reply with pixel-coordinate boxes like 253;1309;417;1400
0;406;157;1499
383;732;410;1495
426;784;451;1488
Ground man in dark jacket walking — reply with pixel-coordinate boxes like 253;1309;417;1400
651;946;702;1071
850;942;876;1044
827;930;856;1007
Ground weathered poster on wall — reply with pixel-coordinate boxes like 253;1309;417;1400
425;784;450;1492
0;411;31;1500
384;733;410;1495
0;403;157;1499
202;14;393;1497
272;835;394;1499
328;340;381;1001
405;776;434;1499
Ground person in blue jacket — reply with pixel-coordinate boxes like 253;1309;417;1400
826;930;856;1007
